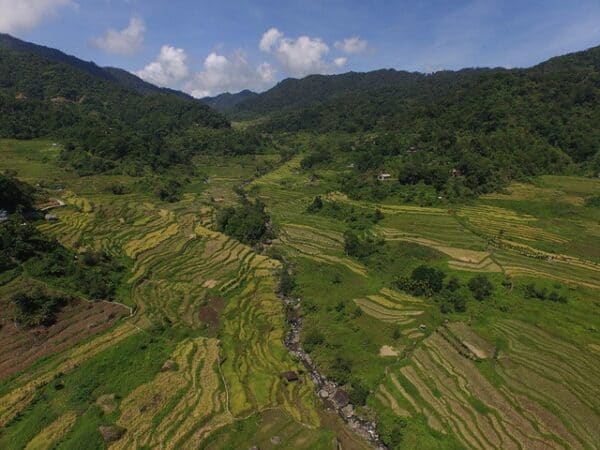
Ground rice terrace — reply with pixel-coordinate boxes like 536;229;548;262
1;5;600;450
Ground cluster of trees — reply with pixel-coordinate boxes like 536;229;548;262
585;195;600;208
524;283;567;303
11;287;69;327
306;196;384;227
0;172;34;212
300;148;332;169
1;211;125;300
343;230;384;259
216;199;272;246
393;266;495;313
1;213;51;271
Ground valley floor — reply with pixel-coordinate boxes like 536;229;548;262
0;140;598;449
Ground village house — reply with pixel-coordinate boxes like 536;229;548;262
0;209;9;223
377;173;392;181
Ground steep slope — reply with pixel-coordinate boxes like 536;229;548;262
0;33;192;99
0;35;230;170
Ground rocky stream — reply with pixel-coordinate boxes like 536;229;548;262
280;294;388;450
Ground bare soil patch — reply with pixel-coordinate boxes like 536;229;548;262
446;322;495;360
202;279;218;289
379;345;400;357
0;299;128;381
198;296;226;336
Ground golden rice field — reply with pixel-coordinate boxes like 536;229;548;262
2;140;599;450
376;321;600;450
2;175;324;447
112;338;231;449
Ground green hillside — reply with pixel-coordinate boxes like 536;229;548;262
0;34;599;450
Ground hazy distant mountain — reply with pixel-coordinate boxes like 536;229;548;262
201;90;258;112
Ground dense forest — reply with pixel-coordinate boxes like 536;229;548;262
0;34;272;178
221;45;600;199
1;33;599;201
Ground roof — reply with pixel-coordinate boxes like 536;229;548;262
281;371;299;382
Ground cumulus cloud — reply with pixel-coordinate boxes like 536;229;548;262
136;45;189;87
137;45;275;97
185;50;275;98
259;27;330;77
259;27;283;53
334;56;347;67
334;36;369;54
0;0;72;33
92;16;145;55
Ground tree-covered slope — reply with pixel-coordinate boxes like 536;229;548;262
0;34;232;172
231;69;426;117
0;33;193;99
237;46;600;167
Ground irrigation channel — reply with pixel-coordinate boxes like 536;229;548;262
279;291;388;450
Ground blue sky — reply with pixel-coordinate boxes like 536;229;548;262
1;0;600;96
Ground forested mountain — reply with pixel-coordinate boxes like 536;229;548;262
231;70;426;117
230;45;600;163
0;33;192;99
0;33;233;173
223;45;600;199
201;89;258;112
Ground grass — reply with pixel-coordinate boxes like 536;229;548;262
248;154;600;449
0;140;324;449
1;139;599;450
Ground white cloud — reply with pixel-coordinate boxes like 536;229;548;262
334;56;347;67
186;50;275;97
137;46;274;97
259;27;330;77
136;45;189;87
92;16;145;55
0;0;72;33
334;37;368;54
259;27;283;53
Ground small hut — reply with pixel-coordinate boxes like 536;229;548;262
281;371;299;382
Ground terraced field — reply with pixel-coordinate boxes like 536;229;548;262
1;140;599;450
0;141;329;449
376;322;600;450
248;155;600;450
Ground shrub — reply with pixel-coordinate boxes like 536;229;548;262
343;230;382;258
303;328;325;353
395;265;446;296
306;195;324;213
468;275;493;300
11;287;69;327
279;270;295;296
349;379;369;406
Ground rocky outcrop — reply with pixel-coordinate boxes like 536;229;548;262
98;425;126;443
